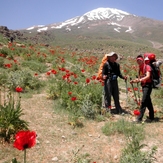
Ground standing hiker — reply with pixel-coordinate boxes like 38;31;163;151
130;54;154;123
102;52;127;114
10;36;14;43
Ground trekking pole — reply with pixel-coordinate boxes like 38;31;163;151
136;75;141;106
130;77;139;106
125;78;129;106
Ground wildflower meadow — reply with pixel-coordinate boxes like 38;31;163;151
0;41;163;162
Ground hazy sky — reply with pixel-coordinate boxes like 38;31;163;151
1;0;163;30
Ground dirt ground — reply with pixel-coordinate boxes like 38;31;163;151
1;91;163;163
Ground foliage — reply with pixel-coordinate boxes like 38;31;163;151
80;94;99;119
120;139;157;163
102;119;157;163
0;68;8;85
0;37;163;161
0;57;4;67
21;60;47;73
0;89;28;142
102;119;144;138
7;69;44;91
70;145;92;163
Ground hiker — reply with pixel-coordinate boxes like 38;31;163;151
130;54;154;123
102;51;127;114
10;36;14;43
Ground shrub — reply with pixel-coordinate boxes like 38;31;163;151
0;57;4;67
21;60;47;73
0;89;28;142
7;69;44;91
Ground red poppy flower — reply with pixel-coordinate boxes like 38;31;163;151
74;74;77;78
71;97;77;101
86;78;90;84
133;109;140;116
134;87;138;91
123;69;127;73
91;75;96;80
68;92;72;95
13;130;36;150
51;69;57;74
61;67;66;71
46;72;51;76
15;86;23;92
101;82;104;86
4;63;12;68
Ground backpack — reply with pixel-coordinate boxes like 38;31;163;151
150;63;161;88
97;54;108;81
144;53;162;88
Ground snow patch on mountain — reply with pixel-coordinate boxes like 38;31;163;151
26;7;134;34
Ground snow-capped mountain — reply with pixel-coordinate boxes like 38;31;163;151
20;7;163;46
50;8;132;29
26;8;135;33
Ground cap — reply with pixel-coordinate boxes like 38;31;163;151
136;57;144;61
144;57;149;61
106;52;118;59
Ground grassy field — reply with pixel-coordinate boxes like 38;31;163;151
0;38;163;163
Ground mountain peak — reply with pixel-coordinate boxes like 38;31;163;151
83;7;130;22
85;7;130;16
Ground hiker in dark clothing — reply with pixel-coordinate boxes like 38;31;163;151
10;36;14;43
102;52;127;114
130;54;154;123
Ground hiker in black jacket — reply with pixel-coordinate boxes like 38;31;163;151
102;52;127;114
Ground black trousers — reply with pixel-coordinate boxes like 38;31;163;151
104;79;123;113
137;85;154;121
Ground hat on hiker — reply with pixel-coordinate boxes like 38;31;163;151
144;56;150;64
136;57;144;62
144;57;149;61
106;52;118;59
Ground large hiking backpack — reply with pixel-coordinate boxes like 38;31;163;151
149;63;161;88
144;53;162;88
97;54;108;81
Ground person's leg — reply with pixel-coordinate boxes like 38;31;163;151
137;86;150;121
104;80;112;110
112;80;123;113
146;88;154;120
102;88;105;108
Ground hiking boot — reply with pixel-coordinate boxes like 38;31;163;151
144;118;154;123
118;109;126;115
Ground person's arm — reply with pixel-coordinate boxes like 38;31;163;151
131;65;151;83
139;71;150;82
102;63;108;80
117;63;126;80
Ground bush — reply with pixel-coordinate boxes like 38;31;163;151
7;69;44;91
0;89;28;142
21;60;47;73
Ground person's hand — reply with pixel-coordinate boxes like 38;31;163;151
124;76;127;81
130;79;134;84
103;75;107;80
130;78;140;83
